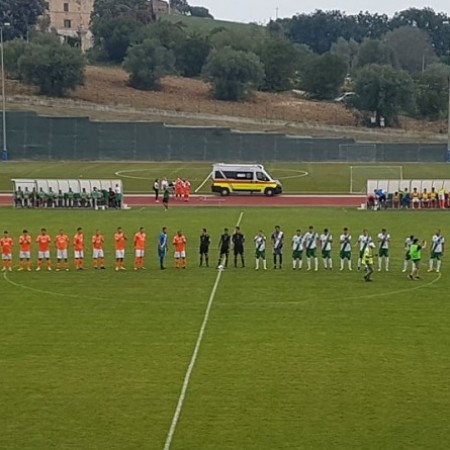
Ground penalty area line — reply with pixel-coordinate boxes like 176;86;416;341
163;211;244;450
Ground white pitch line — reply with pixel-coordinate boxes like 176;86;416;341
163;211;244;450
194;171;212;193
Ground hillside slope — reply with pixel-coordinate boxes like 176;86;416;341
5;65;447;142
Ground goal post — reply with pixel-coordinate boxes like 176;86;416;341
350;166;403;194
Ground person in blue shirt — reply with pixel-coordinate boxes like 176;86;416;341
158;227;168;270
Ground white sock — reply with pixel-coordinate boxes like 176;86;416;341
299;259;303;269
386;257;389;271
329;259;332;269
348;260;352;270
437;260;442;271
323;258;327;269
307;259;311;270
256;259;259;269
314;258;318;270
358;258;362;268
378;259;382;270
429;260;433;270
340;259;344;270
403;260;408;271
293;259;296;269
263;259;267;269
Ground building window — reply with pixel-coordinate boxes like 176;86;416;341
64;19;71;28
44;1;49;9
63;3;69;12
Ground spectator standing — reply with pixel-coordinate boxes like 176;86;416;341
153;179;160;202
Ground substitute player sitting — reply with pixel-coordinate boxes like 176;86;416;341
1;230;13;272
173;230;187;269
134;227;146;270
92;230;106;269
55;229;70;271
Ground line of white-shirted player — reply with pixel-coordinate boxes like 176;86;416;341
254;226;445;272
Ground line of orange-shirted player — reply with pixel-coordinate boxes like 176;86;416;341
0;226;187;272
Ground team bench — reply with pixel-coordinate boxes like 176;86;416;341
12;179;124;209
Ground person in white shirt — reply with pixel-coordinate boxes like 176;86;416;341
339;227;352;271
319;228;333;270
254;231;267;270
303;225;319;271
428;229;445;273
377;228;390;271
292;229;303;270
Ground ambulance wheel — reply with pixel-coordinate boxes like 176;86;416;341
220;188;230;196
264;188;274;197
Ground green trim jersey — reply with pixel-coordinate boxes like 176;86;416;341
377;232;390;250
292;234;303;252
358;234;372;251
319;233;332;251
304;231;318;250
431;234;445;253
254;235;266;252
340;234;352;252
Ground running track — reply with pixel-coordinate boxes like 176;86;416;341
0;194;366;207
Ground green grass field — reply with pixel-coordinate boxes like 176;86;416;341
2;161;450;194
1;206;450;450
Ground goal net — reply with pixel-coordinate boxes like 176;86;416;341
350;166;403;194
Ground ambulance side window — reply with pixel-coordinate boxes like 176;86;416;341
256;172;268;181
215;171;224;179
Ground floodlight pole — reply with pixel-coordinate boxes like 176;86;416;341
447;77;450;163
0;23;9;161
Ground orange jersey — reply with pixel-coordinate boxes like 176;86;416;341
73;233;84;251
134;232;146;250
173;235;186;252
19;234;31;252
55;234;69;250
0;237;13;254
36;234;51;252
92;234;104;250
114;232;126;250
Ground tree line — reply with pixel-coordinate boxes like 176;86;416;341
2;0;450;127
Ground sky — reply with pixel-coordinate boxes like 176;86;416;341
196;0;450;24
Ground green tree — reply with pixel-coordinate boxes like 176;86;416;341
353;64;415;126
415;63;450;119
170;0;190;15
256;38;298;92
203;47;264;101
355;38;398;68
3;39;30;78
301;53;347;99
189;6;213;18
384;26;437;73
209;26;266;53
91;0;154;24
0;0;45;40
18;43;85;96
175;32;211;77
92;17;143;63
123;38;175;90
330;37;359;74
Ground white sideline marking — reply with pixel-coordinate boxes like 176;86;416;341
163;211;244;450
194;171;212;193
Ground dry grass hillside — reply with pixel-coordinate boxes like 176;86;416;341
5;65;447;141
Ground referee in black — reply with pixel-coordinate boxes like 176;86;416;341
232;226;245;268
199;228;210;267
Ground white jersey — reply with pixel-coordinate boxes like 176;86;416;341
431;235;445;253
254;235;266;251
303;231;318;250
292;235;303;251
319;233;332;251
161;179;169;190
358;234;372;251
377;233;390;249
340;234;352;252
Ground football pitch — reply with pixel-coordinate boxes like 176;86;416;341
2;161;450;194
1;206;450;450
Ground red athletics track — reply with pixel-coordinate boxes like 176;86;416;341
0;194;366;207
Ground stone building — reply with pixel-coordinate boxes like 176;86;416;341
44;0;94;52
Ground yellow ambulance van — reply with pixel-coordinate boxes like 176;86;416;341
211;163;282;196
